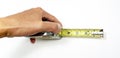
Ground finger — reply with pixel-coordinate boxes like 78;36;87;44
41;22;62;34
30;38;36;44
42;10;62;26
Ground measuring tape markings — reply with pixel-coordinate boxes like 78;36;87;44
59;29;103;38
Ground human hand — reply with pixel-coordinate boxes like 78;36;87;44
0;7;62;37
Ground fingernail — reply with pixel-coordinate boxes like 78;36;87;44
57;23;62;30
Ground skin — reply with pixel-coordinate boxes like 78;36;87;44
0;7;62;38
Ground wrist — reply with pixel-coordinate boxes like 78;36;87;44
0;18;13;37
0;17;20;37
0;18;10;37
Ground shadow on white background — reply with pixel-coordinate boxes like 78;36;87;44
10;38;68;58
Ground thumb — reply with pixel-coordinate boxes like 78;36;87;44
41;22;62;33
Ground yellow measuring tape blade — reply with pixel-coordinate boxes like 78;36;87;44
29;29;104;40
59;29;103;38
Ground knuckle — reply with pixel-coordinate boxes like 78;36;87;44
33;7;42;10
32;7;43;12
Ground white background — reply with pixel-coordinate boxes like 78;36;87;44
0;0;120;58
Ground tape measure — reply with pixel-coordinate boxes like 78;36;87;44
29;29;104;40
59;29;103;38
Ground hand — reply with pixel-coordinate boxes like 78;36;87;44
0;7;62;37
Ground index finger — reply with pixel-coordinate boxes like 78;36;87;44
42;9;62;26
